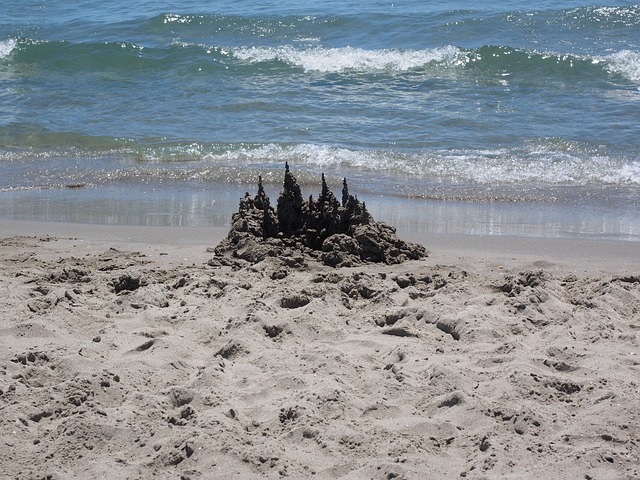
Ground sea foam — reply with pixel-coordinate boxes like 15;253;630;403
603;50;640;84
0;38;17;59
232;45;467;73
202;143;640;187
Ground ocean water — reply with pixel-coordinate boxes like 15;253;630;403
1;1;639;240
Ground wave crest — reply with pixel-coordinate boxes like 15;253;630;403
2;141;638;196
567;5;640;28
602;50;640;84
232;45;467;73
0;38;17;59
7;38;639;86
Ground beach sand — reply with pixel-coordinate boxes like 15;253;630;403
1;220;639;479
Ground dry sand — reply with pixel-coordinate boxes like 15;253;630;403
0;221;639;479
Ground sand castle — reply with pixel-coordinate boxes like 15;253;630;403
214;163;427;267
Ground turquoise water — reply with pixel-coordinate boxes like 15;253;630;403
1;1;639;239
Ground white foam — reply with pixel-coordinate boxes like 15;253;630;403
202;143;640;186
603;50;640;84
202;144;364;172
163;13;197;24
0;38;17;59
423;147;640;186
232;45;467;73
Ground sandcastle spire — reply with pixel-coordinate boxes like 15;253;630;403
342;178;349;207
277;162;304;235
257;175;265;198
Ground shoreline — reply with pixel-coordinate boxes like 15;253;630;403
2;180;639;244
1;218;639;276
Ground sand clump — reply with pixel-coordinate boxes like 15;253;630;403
213;163;427;267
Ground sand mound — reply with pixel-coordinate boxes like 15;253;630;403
213;163;427;267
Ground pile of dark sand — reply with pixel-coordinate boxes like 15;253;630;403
214;163;427;267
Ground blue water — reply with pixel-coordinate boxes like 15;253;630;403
1;1;639;239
